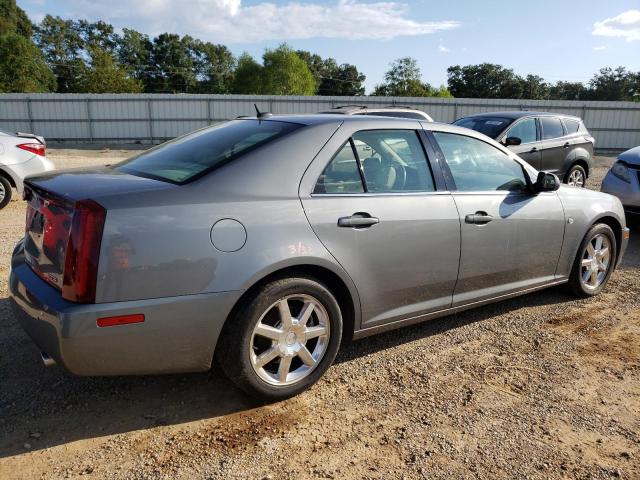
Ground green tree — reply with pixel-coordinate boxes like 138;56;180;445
232;53;264;94
147;33;196;92
261;44;315;95
318;61;366;96
190;40;235;93
78;45;143;93
117;28;153;86
447;63;524;98
519;74;550;100
587;67;639;101
0;0;54;92
549;81;588;100
373;57;434;97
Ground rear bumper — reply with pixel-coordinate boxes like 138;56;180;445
9;241;242;376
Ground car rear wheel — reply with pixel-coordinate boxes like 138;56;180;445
567;223;617;297
216;276;342;401
0;176;12;209
565;165;586;188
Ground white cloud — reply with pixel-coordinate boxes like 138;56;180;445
438;44;450;53
56;0;460;43
592;45;607;51
593;10;640;41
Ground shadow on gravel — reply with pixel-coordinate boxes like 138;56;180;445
1;221;638;459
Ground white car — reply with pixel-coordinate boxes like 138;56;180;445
0;130;55;209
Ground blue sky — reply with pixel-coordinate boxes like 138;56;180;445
19;0;640;93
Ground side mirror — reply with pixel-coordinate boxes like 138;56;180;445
504;136;522;146
534;172;560;192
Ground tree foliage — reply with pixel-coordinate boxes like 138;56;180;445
373;57;452;97
261;45;316;95
78;45;143;93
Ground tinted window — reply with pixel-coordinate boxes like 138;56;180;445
505;117;537;144
563;118;580;134
117;120;301;183
453;117;513;139
433;132;527;192
314;141;364;194
540;117;565;140
352;130;435;192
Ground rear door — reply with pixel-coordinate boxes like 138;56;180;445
300;121;460;328
538;116;569;174
429;130;565;305
500;116;542;170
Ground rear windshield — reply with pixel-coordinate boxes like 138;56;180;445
453;117;513;139
117;119;302;183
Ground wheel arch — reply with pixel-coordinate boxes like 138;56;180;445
564;158;590;181
593;215;622;264
0;167;17;188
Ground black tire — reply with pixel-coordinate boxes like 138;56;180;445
0;176;12;210
567;223;617;297
216;276;343;401
564;164;587;188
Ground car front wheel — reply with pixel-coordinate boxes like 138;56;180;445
568;223;617;297
216;276;343;401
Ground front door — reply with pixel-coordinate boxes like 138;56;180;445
301;126;460;328
501;116;542;170
430;131;565;305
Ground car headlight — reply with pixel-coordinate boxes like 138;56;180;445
611;161;631;183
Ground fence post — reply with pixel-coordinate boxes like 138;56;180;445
26;97;33;133
147;98;153;144
207;98;212;125
86;98;93;142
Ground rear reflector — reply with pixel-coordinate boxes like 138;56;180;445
97;314;145;328
17;142;46;157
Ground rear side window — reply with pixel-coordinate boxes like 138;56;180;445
563;118;580;134
314;141;364;194
117;120;301;183
540;117;565;140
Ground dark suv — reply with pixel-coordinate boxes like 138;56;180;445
453;111;595;187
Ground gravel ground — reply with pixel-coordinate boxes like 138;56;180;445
0;151;638;479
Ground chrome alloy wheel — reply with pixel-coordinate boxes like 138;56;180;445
0;181;5;202
568;169;585;187
250;294;330;386
580;233;611;290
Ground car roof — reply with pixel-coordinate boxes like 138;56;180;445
237;113;426;126
458;111;582;120
319;105;429;115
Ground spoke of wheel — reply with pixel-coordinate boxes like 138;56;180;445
590;268;598;286
586;243;595;257
254;323;282;340
581;258;592;267
254;347;279;368
277;299;293;329
297;346;316;367
298;301;315;326
305;325;327;340
599;246;609;260
278;355;292;382
594;236;603;251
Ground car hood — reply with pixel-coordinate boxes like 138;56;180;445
618;146;640;166
25;166;174;202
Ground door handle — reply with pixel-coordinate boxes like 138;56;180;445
465;211;493;225
338;213;379;228
563;142;570;148
530;147;537;152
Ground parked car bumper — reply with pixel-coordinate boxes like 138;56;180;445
9;240;242;376
601;169;640;211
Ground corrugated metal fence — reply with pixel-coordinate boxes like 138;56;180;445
1;93;639;151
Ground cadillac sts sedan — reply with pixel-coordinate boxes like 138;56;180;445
9;115;629;400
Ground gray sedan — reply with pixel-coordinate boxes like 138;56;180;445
9;115;629;400
601;146;640;217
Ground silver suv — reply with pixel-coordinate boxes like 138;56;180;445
454;111;595;187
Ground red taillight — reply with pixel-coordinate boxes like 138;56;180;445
62;199;106;303
97;314;145;328
17;143;46;157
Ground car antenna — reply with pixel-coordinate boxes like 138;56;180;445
254;104;272;119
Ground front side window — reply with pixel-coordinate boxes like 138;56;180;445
540;117;565;140
505;117;537;144
117;119;301;183
433;132;527;192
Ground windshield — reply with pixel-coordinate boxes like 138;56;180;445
116;119;302;183
453;117;513;139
